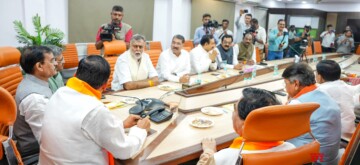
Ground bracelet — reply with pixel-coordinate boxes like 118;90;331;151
148;80;154;87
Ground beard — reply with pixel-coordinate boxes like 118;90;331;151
131;51;142;60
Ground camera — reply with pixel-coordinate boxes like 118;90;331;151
100;22;121;41
204;20;221;29
300;39;308;50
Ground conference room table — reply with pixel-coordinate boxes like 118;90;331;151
101;53;359;165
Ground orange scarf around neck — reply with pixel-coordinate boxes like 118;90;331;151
293;84;317;99
230;137;284;150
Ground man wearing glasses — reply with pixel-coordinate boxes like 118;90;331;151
111;34;159;91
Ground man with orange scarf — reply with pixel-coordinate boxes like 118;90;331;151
39;56;150;164
282;63;341;165
198;88;295;165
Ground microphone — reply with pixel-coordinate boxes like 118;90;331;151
107;94;144;116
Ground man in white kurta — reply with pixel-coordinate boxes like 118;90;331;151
40;56;150;164
156;35;191;83
190;34;219;74
111;34;159;90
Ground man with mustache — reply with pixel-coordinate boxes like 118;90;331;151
237;33;256;65
111;34;159;90
215;34;243;70
268;19;288;60
156;34;191;83
95;5;133;50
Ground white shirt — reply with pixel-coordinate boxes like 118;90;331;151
214;142;295;165
215;28;233;40
317;80;356;140
254;26;267;50
156;49;191;82
111;51;158;91
190;45;218;74
215;44;239;69
320;31;335;47
19;93;49;142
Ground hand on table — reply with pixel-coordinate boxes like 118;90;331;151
201;137;217;153
137;117;151;132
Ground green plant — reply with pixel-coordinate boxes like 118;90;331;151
13;14;64;48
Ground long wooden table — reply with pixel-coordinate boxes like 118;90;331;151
101;53;359;165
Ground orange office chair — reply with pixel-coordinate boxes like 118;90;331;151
255;47;261;63
0;87;23;165
356;45;360;55
184;40;194;49
183;47;192;52
313;41;322;54
306;46;313;56
103;40;126;56
237;103;321;165
339;123;360;165
62;44;79;69
145;49;161;67
104;56;118;89
0;47;23;97
87;43;101;56
149;41;163;52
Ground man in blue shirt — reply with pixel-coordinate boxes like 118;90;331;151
268;19;288;60
193;13;219;46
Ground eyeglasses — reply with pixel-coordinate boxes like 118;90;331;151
56;57;64;63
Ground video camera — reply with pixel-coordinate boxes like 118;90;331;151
100;22;121;41
204;20;221;29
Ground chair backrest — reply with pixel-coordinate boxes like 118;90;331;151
62;44;79;69
339;123;360;165
0;87;16;128
313;41;322;54
184;40;194;49
240;103;321;165
104;56;118;89
255;47;261;63
103;40;126;56
183;47;192;52
306;46;313;56
0;47;22;97
87;43;101;55
149;41;163;51
356;45;360;55
145;50;161;67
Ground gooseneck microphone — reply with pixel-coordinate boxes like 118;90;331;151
107;94;144;115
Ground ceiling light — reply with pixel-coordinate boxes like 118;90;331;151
287;0;293;1
277;0;282;1
302;1;307;3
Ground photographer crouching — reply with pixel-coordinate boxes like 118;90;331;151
95;5;133;50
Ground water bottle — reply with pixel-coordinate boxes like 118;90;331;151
251;66;257;79
196;72;202;84
322;54;326;60
273;64;279;76
313;57;318;63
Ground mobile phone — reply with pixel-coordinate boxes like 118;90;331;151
244;9;248;13
211;73;220;76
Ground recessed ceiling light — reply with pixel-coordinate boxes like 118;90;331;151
277;0;282;1
287;0;293;1
302;1;307;3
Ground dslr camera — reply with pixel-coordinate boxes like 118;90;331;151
204;20;221;29
100;22;121;41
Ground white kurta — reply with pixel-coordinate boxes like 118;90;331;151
320;31;335;47
190;45;218;74
317;80;356;140
39;87;147;165
111;51;158;91
156;49;191;82
214;142;295;165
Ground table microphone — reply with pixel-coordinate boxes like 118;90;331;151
107;94;144;115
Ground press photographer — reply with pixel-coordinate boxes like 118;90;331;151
250;18;266;61
320;24;336;53
289;24;313;58
215;19;233;41
95;5;133;50
268;19;288;60
193;13;220;45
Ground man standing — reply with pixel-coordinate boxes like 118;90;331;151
337;30;354;54
156;34;191;83
282;63;341;165
190;35;219;74
95;5;133;50
320;24;336;53
111;34;159;91
250;18;266;61
14;46;58;164
40;56;151;164
215;35;242;70
215;19;233;41
268;19;288;60
237;33;256;65
193;13;219;46
286;25;297;58
234;10;252;44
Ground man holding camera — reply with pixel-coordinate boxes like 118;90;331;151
290;24;313;58
215;19;233;41
320;24;335;53
268;19;288;60
234;9;252;44
336;30;354;54
95;5;133;50
193;13;219;46
250;18;266;61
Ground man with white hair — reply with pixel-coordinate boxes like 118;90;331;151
111;34;159;90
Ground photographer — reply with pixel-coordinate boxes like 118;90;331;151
320;24;335;53
234;9;252;44
290;24;313;57
268;19;288;60
336;30;354;54
95;5;133;50
193;13;219;46
215;19;233;41
250;18;266;61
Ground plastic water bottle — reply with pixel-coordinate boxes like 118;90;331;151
322;54;326;60
313;57;318;63
196;72;202;84
273;64;279;76
251;66;257;79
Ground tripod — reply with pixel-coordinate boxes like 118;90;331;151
287;44;308;63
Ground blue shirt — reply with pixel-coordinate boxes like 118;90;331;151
268;28;288;51
193;26;219;45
